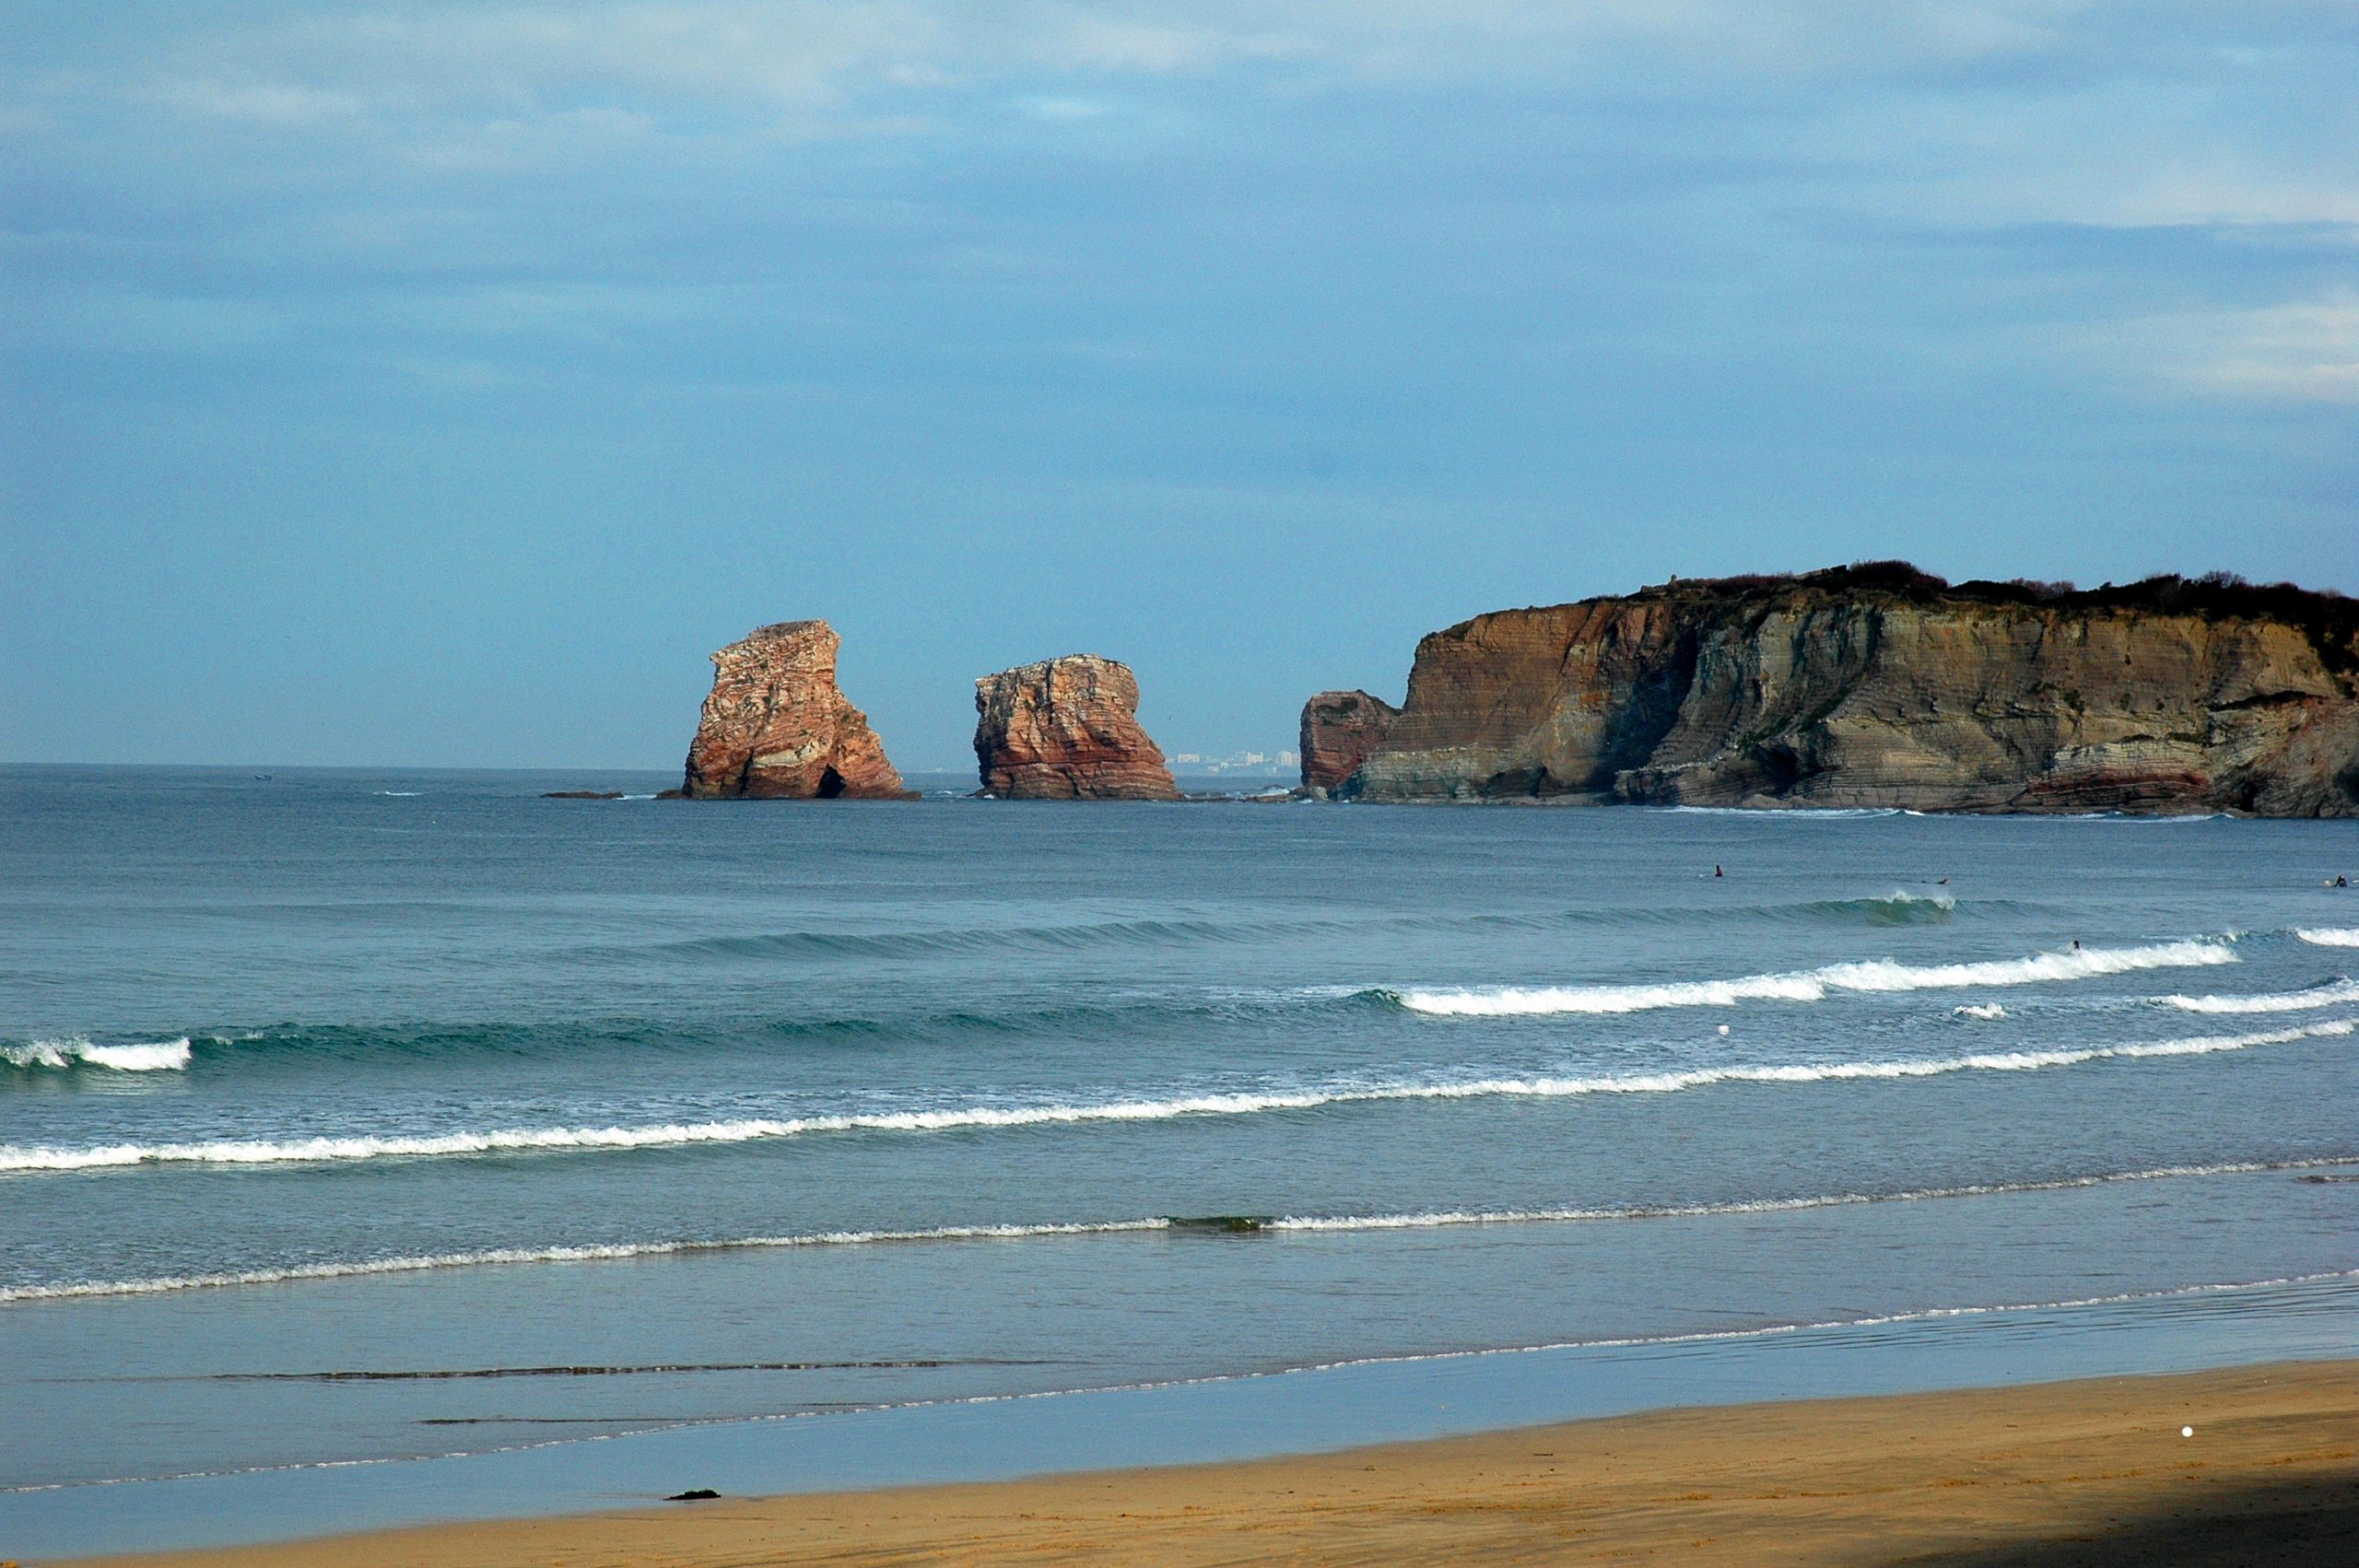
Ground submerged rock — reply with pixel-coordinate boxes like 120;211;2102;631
1299;690;1400;794
680;621;913;800
1339;566;2359;816
973;655;1180;800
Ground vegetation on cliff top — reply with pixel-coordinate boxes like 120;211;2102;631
1634;562;2359;678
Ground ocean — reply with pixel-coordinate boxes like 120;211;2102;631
4;765;2357;1553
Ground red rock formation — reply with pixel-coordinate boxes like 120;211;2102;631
1299;690;1400;794
681;621;912;800
1345;568;2359;816
973;656;1180;800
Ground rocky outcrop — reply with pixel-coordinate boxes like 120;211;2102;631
1340;567;2359;816
1299;690;1400;794
680;621;912;799
974;655;1180;800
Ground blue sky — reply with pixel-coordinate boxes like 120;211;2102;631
5;2;2355;769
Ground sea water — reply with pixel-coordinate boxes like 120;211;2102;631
3;766;2356;1550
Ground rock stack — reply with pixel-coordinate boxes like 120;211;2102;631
973;655;1180;800
679;620;913;799
1298;690;1399;796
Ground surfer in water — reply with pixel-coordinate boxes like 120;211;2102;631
1714;864;1724;878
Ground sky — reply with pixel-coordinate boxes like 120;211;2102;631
4;2;2355;771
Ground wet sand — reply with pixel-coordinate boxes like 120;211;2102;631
66;1358;2359;1567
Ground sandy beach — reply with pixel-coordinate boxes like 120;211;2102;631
65;1357;2359;1568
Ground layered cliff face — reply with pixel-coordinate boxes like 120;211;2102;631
1299;690;1400;794
974;655;1180;801
681;621;913;800
1344;571;2359;816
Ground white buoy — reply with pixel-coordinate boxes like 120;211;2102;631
1717;1024;1731;1036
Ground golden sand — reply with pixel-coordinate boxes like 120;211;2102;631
71;1358;2359;1567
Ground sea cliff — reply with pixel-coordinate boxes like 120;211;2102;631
1339;566;2359;816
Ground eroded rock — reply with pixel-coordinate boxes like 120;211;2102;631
1299;690;1400;794
973;655;1179;800
1343;568;2359;815
681;621;912;800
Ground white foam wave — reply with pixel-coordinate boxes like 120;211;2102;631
3;1018;2343;1177
2165;979;2359;1014
1398;938;2235;1016
2296;927;2359;948
1953;1003;2007;1020
0;1219;1173;1303
1;1037;192;1072
11;1157;2350;1305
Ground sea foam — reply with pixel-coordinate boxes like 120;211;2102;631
2296;927;2359;948
7;1156;2347;1303
1;1037;193;1072
0;1219;1172;1303
2165;979;2359;1014
1395;937;2236;1016
1;1017;2342;1176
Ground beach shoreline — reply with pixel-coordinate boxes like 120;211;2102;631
60;1357;2359;1567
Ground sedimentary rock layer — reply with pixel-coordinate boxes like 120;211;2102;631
681;620;912;799
1343;567;2359;816
974;655;1180;800
1299;690;1400;793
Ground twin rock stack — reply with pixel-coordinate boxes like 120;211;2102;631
679;621;1177;801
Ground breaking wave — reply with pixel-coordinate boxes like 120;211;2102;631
1;1037;193;1073
0;1219;1172;1303
1953;1004;2008;1020
3;1018;2342;1176
8;1155;2347;1303
2296;928;2359;949
1787;890;1955;925
1393;937;2235;1016
2164;980;2359;1014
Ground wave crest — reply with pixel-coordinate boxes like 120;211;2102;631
1;1037;192;1072
2165;979;2359;1014
10;1156;2349;1303
2;1018;2341;1176
2296;927;2359;948
1396;938;2235;1016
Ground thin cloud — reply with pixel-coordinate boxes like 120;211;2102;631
2150;291;2359;404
